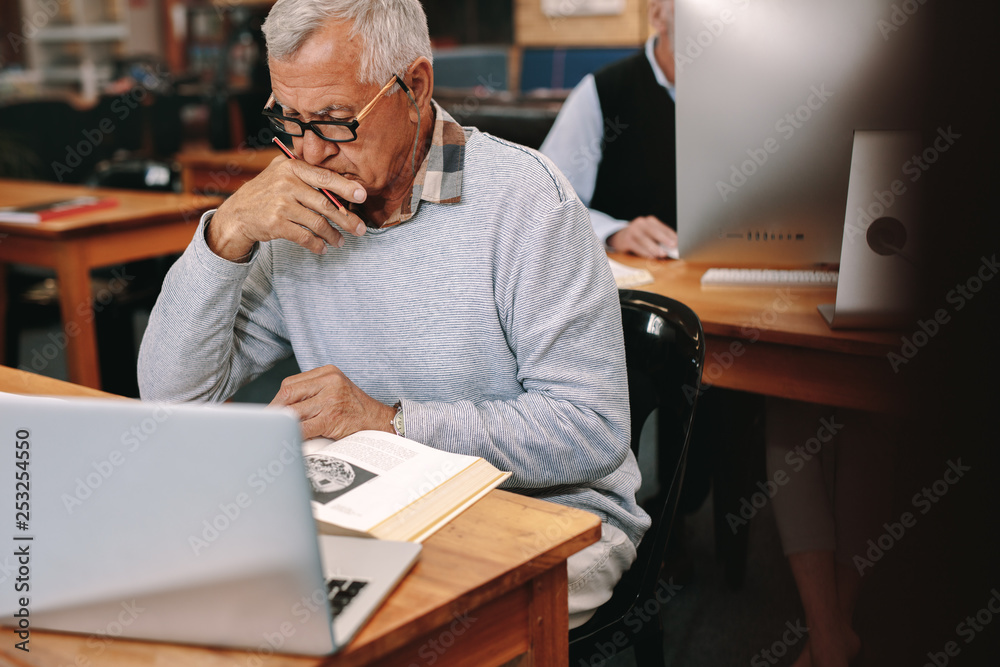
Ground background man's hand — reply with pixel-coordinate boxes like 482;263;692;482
607;215;678;259
207;157;370;261
269;365;395;440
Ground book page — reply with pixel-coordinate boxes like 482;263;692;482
304;431;479;534
609;258;655;288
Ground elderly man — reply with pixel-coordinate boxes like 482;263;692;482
541;0;677;259
138;0;648;629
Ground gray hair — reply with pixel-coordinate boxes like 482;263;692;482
262;0;433;86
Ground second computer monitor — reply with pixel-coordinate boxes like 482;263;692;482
675;0;930;267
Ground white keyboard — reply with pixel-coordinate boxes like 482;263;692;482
701;268;839;287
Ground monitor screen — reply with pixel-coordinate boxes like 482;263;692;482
675;0;931;267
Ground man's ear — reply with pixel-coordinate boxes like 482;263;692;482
404;56;434;122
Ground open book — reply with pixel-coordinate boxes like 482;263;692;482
302;430;510;542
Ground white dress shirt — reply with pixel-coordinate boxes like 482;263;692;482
540;36;675;245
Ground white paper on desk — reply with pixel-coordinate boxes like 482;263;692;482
609;258;654;288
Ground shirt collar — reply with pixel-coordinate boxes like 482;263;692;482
645;35;676;102
378;99;466;228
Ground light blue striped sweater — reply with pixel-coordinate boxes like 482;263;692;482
138;128;651;546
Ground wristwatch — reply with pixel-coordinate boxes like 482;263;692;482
391;401;405;438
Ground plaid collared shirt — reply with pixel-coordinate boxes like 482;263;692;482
377;100;466;228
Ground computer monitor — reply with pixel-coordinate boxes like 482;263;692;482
675;0;930;267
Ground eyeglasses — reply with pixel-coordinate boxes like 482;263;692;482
261;74;403;143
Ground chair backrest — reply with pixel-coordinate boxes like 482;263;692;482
0;100;84;182
569;289;704;647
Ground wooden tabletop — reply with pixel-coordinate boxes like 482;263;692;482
0;365;602;666
611;255;908;411
174;146;281;194
0;365;116;398
0;180;222;239
174;145;281;171
612;255;900;357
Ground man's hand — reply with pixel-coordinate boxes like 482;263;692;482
269;365;396;440
207;157;370;261
607;215;678;259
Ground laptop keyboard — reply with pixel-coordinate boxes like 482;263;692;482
325;577;370;619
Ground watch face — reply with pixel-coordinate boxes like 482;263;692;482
393;409;405;437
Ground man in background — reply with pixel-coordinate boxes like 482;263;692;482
541;0;677;258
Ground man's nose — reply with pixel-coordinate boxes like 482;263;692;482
297;127;339;166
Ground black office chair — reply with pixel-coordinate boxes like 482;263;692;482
568;290;705;667
0;100;87;182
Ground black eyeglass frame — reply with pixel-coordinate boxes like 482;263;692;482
261;74;409;143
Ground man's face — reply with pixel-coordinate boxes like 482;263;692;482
652;0;675;46
268;20;415;199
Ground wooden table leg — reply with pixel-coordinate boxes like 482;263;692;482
55;246;101;389
527;565;569;667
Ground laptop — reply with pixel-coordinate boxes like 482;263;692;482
818;130;924;329
0;394;420;655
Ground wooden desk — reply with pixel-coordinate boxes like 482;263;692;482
0;365;601;667
175;146;279;194
613;255;907;413
0;181;221;389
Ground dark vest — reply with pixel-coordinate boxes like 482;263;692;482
590;51;676;229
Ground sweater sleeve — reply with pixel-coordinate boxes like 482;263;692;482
137;212;293;402
401;190;632;491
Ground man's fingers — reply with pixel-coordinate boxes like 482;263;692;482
298;415;327;441
638;235;666;259
654;225;678;248
290;159;368;206
634;216;677;247
269;372;316;407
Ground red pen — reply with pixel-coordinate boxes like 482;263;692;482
272;136;347;215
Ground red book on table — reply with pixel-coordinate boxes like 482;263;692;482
0;196;118;223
